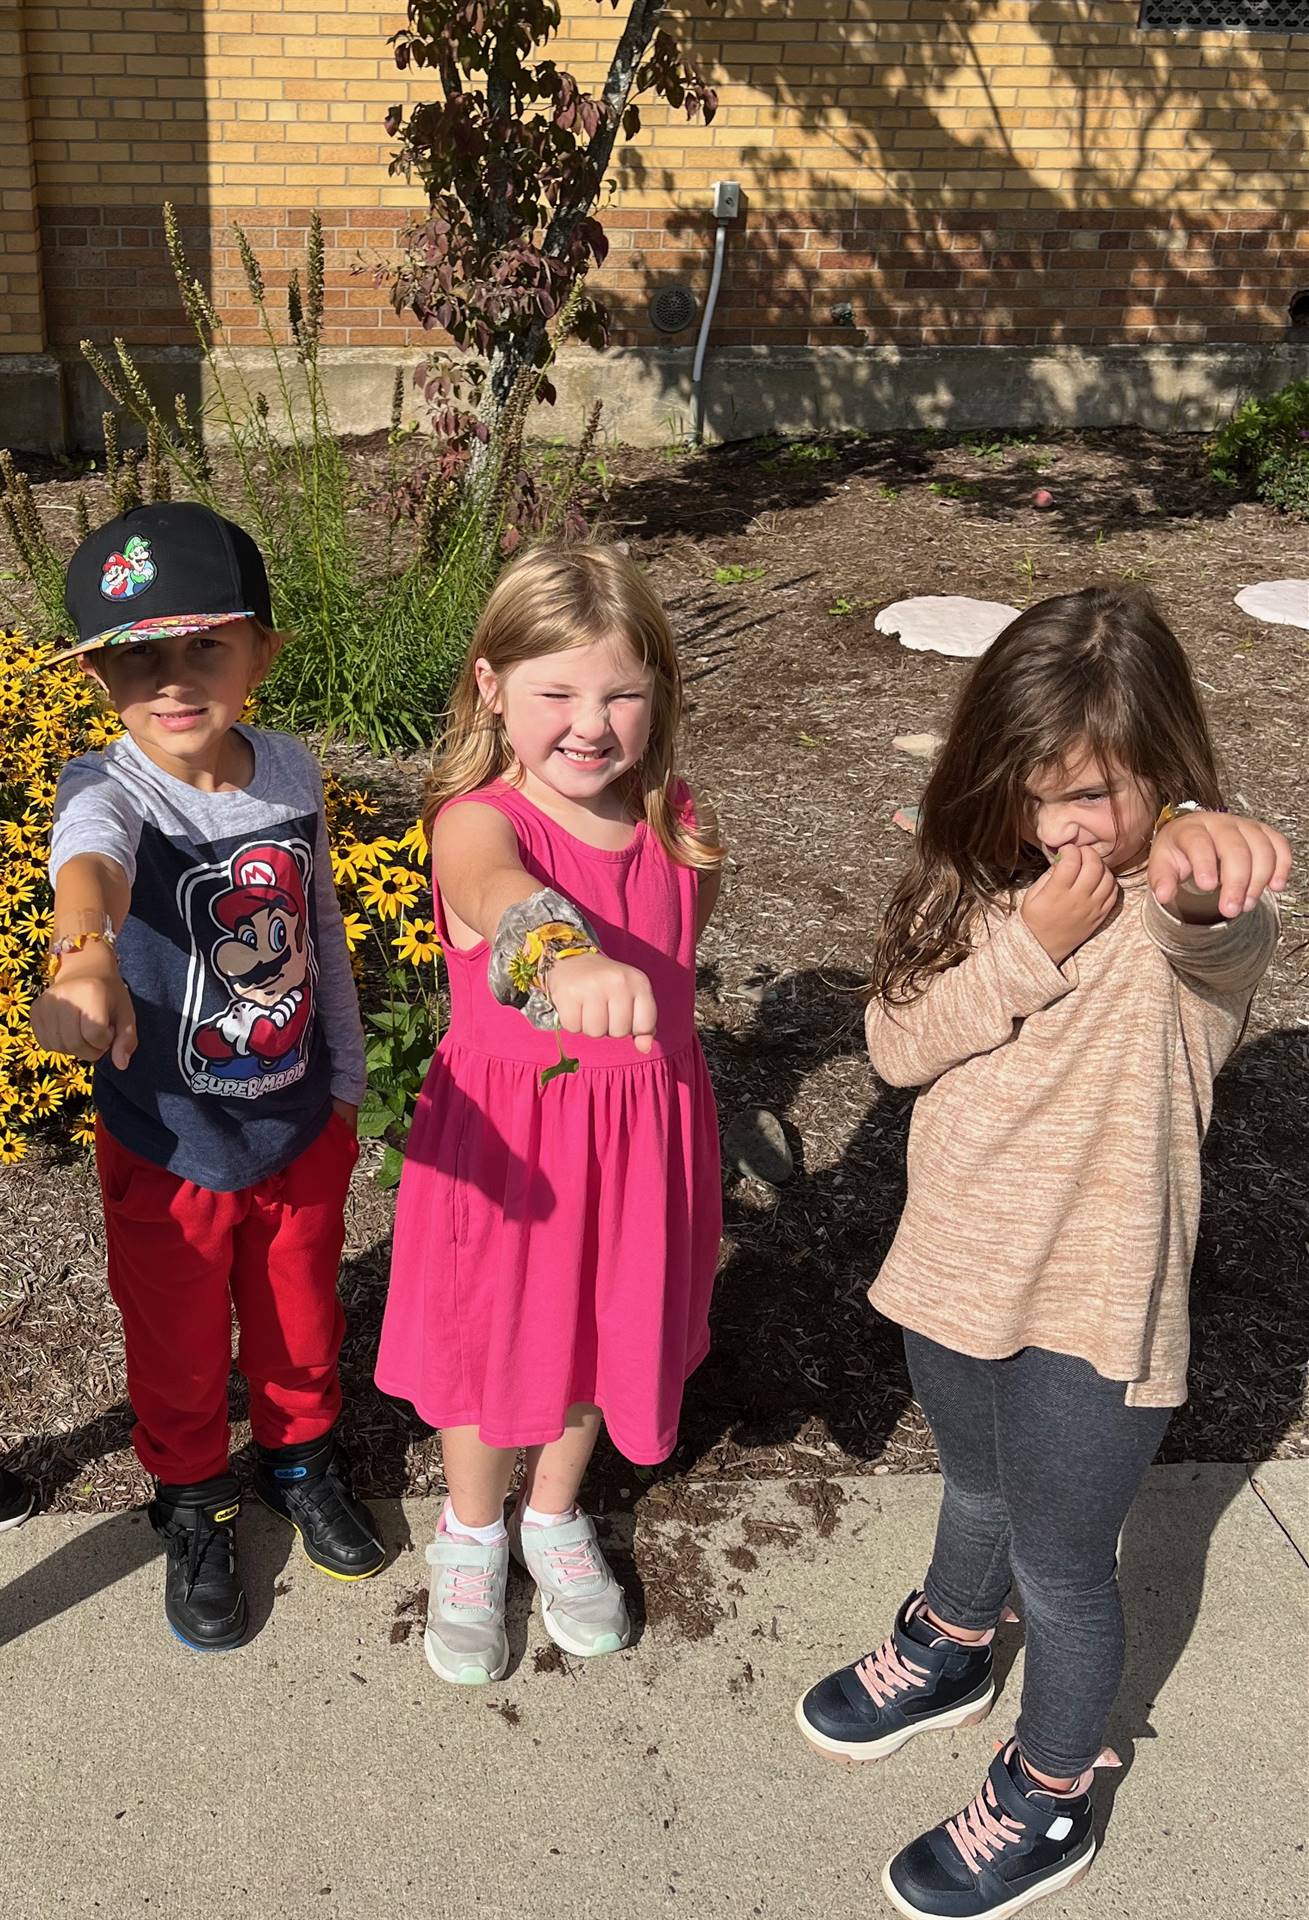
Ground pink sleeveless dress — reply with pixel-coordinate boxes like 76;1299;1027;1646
375;779;722;1464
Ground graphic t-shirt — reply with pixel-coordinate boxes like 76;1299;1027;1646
50;726;366;1191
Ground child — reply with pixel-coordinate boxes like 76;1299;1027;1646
376;542;724;1684
31;501;384;1652
795;587;1289;1918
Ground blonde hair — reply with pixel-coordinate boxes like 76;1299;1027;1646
423;543;722;870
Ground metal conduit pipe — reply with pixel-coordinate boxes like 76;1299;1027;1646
690;181;740;445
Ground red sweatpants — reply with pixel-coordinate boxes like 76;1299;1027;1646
95;1113;359;1485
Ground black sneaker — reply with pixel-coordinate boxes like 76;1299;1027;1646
254;1430;385;1580
0;1466;34;1531
883;1738;1101;1919
148;1474;248;1652
795;1591;995;1763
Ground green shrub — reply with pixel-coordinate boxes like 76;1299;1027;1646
1208;378;1309;519
1255;445;1309;520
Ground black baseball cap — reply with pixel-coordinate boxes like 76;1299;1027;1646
50;501;272;667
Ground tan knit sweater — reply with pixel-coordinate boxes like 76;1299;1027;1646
866;878;1278;1406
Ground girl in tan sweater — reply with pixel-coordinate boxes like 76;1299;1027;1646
794;587;1290;1920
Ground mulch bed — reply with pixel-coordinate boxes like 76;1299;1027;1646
3;426;1307;1528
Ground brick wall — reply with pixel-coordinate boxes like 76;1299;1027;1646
0;5;46;352
7;1;1309;358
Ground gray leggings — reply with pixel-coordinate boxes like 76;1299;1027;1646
904;1331;1172;1777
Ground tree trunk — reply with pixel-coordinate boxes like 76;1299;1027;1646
482;0;665;419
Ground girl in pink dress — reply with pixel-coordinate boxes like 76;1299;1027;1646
376;543;724;1685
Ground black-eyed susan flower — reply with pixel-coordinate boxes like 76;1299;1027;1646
360;865;423;922
394;918;441;967
397;818;429;865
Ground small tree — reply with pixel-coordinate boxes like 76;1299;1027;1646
386;2;720;424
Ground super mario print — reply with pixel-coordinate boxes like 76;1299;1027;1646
99;535;157;601
176;838;319;1099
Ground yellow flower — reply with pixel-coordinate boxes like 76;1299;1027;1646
13;909;48;949
346;788;379;818
351;836;398;872
0;1131;26;1165
71;1116;97;1149
340;912;368;952
0;983;33;1026
0;874;37;912
85;715;122;750
359;865;423;922
397;817;429;866
26;1075;63;1118
394;918;441;967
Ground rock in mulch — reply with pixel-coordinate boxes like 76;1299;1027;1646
1233;580;1309;631
875;595;1020;658
723;1108;794;1186
892;732;944;759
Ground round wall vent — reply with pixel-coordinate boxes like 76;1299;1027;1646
649;285;697;333
1289;289;1309;340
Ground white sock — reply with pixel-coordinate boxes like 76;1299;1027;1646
442;1498;506;1546
522;1500;576;1529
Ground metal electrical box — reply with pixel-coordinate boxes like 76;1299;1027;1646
712;181;741;220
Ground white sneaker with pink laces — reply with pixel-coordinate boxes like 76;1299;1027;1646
423;1519;510;1685
509;1507;631;1658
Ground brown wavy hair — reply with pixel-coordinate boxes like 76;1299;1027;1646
872;586;1225;1005
422;542;722;870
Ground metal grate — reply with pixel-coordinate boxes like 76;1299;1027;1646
649;285;697;334
1138;1;1309;28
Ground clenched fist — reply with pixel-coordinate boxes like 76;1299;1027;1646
31;947;138;1072
545;952;658;1055
1021;845;1120;966
1149;811;1291;921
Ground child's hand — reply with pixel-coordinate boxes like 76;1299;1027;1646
546;953;658;1055
1150;811;1292;921
31;950;138;1071
1021;845;1120;965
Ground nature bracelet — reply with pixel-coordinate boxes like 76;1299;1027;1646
510;922;601;992
46;924;118;981
487;889;604;1089
1153;800;1222;833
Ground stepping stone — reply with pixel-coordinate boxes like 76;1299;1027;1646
1233;580;1309;631
723;1109;793;1186
892;732;944;759
875;595;1020;659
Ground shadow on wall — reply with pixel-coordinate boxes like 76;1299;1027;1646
598;0;1308;429
33;2;212;440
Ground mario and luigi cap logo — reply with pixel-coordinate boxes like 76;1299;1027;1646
99;535;157;602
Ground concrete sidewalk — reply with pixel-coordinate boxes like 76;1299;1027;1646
1;1463;1305;1920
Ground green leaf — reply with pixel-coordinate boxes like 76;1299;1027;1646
376;1144;406;1190
538;1046;581;1090
357;1095;393;1140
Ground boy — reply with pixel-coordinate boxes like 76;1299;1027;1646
32;501;383;1651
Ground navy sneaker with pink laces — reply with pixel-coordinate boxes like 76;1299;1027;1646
795;1590;996;1762
881;1737;1109;1919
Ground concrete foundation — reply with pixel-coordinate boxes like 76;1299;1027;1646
5;342;1309;456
